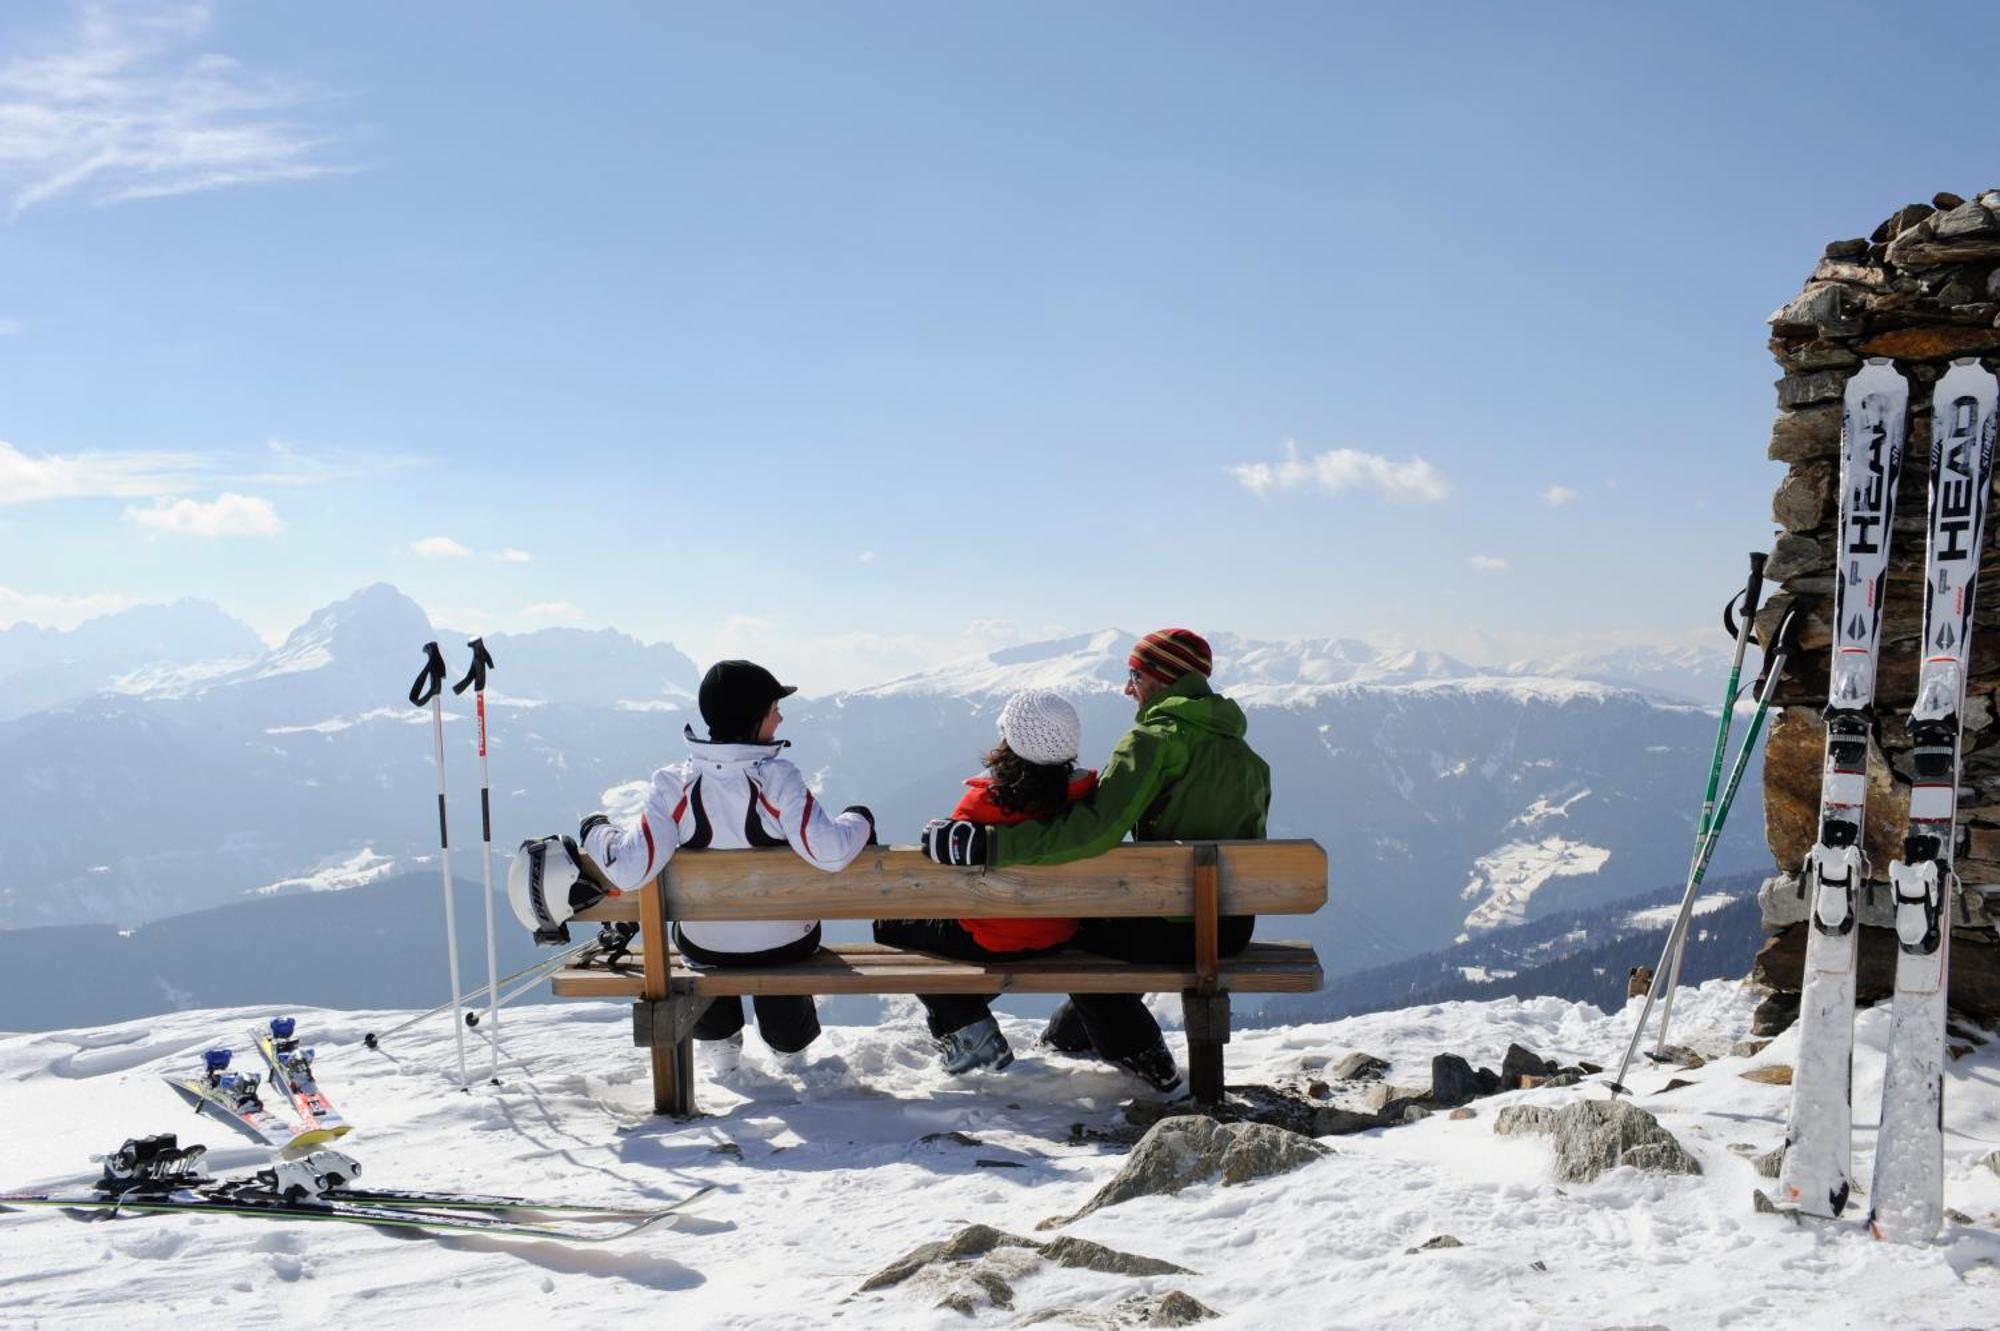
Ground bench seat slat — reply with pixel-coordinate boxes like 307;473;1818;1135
548;940;1322;999
572;839;1325;923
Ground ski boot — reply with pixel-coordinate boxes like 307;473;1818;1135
1110;1041;1183;1095
937;1018;1014;1075
1036;1000;1093;1055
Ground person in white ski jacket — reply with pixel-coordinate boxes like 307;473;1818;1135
579;659;875;1054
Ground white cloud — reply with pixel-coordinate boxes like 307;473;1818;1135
0;436;416;508
0;318;20;335
124;492;282;536
247;439;423;488
493;548;531;564
0;438;207;503
1468;554;1508;573
0;2;349;217
1542;484;1579;508
0;583;136;629
412;536;470;559
521;601;583;622
856;550;875;564
1232;439;1447;503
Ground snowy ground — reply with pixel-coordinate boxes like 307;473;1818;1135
2;981;1997;1329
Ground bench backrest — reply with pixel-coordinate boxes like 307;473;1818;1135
575;839;1325;924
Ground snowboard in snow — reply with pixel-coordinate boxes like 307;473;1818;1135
162;1073;299;1151
254;1018;351;1146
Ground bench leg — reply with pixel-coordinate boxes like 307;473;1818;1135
633;997;700;1117
1181;989;1231;1105
651;1036;695;1117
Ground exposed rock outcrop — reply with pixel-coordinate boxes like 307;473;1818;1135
860;1224;1192;1319
1046;1116;1330;1227
1493;1100;1701;1183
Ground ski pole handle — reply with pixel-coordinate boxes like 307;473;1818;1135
1723;551;1769;641
1751;601;1805;694
409;642;448;707
451;637;495;696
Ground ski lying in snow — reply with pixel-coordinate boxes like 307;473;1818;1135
1869;357;1999;1245
260;1147;702;1220
254;1017;351;1146
0;1137;714;1243
1777;358;1910;1219
162;1049;307;1151
0;1187;707;1243
321;1184;700;1220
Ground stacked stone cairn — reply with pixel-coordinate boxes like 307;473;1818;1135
1753;190;2000;1033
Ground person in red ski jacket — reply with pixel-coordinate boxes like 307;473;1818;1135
874;688;1090;1074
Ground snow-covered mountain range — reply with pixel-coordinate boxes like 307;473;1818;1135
0;587;1766;985
0;600;265;722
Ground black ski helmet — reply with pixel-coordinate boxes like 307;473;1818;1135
698;659;796;741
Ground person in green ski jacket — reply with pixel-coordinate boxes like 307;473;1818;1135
919;627;1271;1093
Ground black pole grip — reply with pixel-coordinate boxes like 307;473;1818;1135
452;637;495;696
1753;601;1807;692
409;642;447;707
1723;551;1770;641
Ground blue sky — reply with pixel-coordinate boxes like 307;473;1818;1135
1;1;1995;688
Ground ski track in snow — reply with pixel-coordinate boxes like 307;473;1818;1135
0;981;1996;1328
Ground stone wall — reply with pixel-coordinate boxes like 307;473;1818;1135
1751;190;2000;1032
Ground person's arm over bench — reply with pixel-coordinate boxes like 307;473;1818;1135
581;766;689;892
750;758;876;871
988;723;1182;867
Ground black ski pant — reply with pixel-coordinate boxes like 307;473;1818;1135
677;925;824;1054
872;917;1071;1037
1052;915;1257;1060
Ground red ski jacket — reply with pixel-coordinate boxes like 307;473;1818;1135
948;771;1096;952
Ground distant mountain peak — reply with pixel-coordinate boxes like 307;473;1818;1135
254;584;433;680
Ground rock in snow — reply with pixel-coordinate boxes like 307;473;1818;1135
861;1224;1190;1316
1046;1116;1331;1227
1492;1100;1702;1183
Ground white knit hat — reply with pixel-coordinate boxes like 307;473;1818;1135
997;689;1082;767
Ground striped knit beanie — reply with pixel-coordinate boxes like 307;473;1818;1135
1129;628;1213;686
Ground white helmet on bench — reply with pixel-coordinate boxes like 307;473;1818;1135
506;835;606;945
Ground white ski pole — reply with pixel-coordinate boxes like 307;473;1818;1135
409;642;471;1087
451;637;503;1084
363;936;593;1051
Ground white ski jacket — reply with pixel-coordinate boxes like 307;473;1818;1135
581;728;873;958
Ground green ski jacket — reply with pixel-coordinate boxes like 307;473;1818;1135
990;673;1270;868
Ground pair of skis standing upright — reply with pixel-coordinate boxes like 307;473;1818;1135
1777;355;1999;1244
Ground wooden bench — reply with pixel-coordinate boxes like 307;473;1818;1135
550;839;1327;1115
